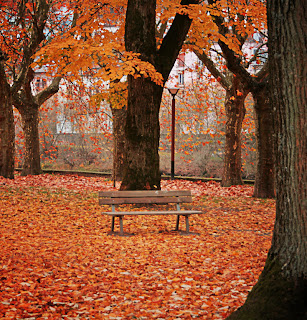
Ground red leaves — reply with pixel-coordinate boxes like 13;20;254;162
0;174;275;319
25;2;34;14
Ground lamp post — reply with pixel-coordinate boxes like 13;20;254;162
167;88;179;180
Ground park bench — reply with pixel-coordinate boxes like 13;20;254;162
99;190;203;236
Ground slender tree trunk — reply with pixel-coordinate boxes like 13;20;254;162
12;70;61;176
0;76;15;179
111;106;126;181
252;84;275;198
18;103;42;176
227;0;307;318
120;78;163;190
192;51;249;187
221;79;247;187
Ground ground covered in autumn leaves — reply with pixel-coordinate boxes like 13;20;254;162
0;174;275;319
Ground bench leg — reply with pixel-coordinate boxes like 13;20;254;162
119;216;124;236
109;215;130;236
185;215;190;233
175;215;190;232
175;215;180;231
111;216;115;232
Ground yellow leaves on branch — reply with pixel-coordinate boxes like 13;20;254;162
31;0;266;85
121;53;164;86
34;38;163;87
188;0;267;56
90;81;128;110
32;0;165;86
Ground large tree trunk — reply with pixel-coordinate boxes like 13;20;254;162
111;106;126;181
121;78;163;190
121;0;160;190
252;84;275;198
18;103;42;176
0;70;15;179
227;0;307;318
121;0;197;190
221;79;247;187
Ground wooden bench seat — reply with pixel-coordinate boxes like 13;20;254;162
99;190;203;236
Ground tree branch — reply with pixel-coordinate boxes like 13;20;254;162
12;0;50;94
35;76;62;106
245;42;268;68
207;0;256;90
193;48;230;90
157;0;200;81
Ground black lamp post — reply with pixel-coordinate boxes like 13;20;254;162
167;88;179;180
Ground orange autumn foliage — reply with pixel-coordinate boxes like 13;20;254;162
34;0;266;85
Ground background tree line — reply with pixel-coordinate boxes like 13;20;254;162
1;0;273;196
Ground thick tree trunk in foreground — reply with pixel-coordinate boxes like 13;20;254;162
18;104;42;176
121;0;160;190
252;85;275;198
121;0;196;190
221;80;247;187
111;106;126;181
121;79;163;190
0;66;15;179
227;0;307;318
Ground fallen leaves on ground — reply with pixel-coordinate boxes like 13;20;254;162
0;174;275;319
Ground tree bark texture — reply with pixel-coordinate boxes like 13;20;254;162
207;0;275;198
4;1;58;176
111;106;127;181
18;103;42;176
121;0;160;190
121;78;163;190
13;68;42;176
121;0;197;190
194;50;248;187
13;72;61;176
268;0;306;283
221;78;248;187
227;0;307;318
252;85;275;198
0;63;15;179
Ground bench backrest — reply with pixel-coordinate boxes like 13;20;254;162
99;190;192;205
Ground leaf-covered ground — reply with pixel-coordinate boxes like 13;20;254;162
0;174;275;319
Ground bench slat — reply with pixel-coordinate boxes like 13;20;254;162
99;196;192;205
99;190;191;198
101;210;203;216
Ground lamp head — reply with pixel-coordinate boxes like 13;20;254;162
167;88;179;97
